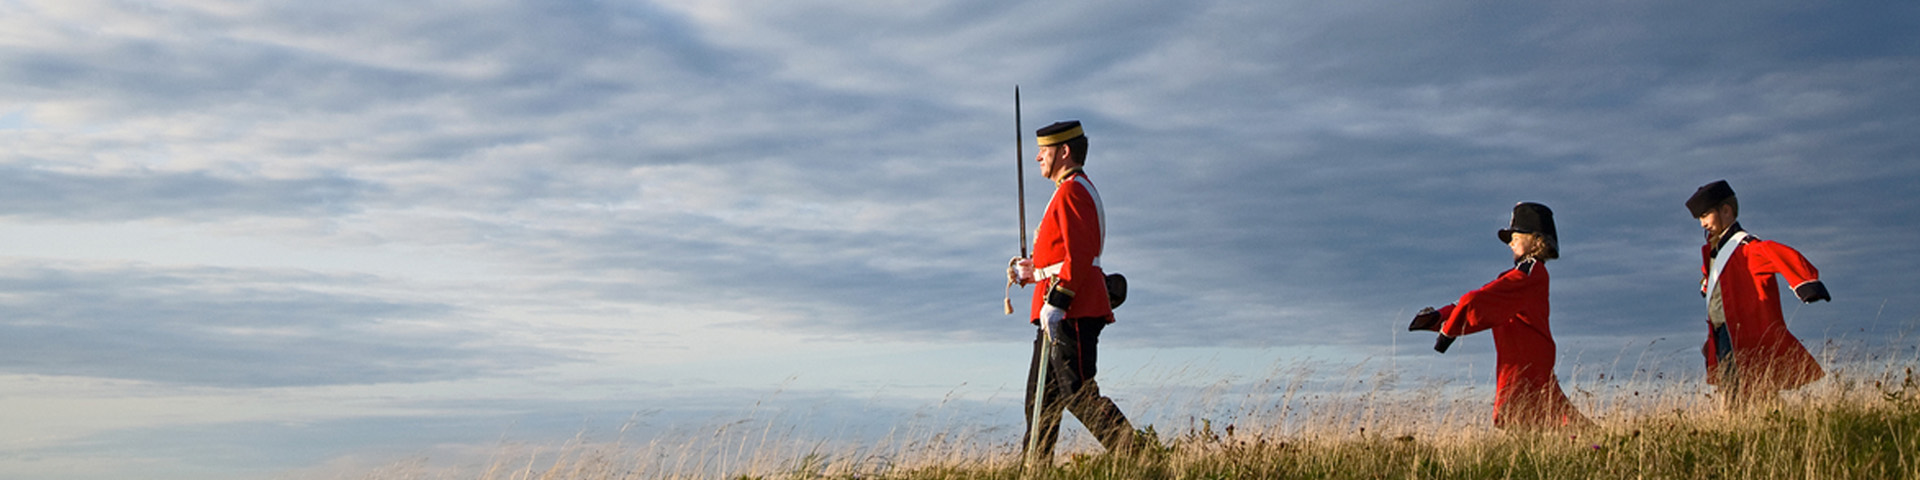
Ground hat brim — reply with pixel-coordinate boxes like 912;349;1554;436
1498;228;1529;243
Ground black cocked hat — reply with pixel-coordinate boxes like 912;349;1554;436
1498;202;1556;244
1686;180;1736;218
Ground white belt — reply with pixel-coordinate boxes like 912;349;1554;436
1036;258;1100;279
1704;230;1750;327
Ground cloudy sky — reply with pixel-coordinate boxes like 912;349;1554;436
4;0;1919;478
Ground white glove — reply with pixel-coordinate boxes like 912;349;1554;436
1007;257;1035;286
1040;303;1068;342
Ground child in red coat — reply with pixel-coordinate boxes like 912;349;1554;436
1410;202;1592;430
1686;180;1830;407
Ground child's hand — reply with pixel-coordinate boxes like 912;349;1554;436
1407;307;1442;332
1793;281;1831;303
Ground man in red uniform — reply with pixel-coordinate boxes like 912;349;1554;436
1007;120;1135;462
1409;203;1591;430
1686;180;1831;407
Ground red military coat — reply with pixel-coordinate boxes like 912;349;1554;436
1029;169;1113;323
1437;259;1589;429
1700;226;1824;392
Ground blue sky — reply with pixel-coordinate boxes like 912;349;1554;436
3;0;1919;478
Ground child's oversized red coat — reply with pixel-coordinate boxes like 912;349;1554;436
1700;229;1824;392
1438;260;1589;429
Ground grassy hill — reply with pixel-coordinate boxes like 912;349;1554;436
390;361;1920;480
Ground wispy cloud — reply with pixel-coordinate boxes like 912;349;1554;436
2;0;1918;478
0;260;561;387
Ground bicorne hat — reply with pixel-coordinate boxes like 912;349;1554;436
1498;202;1557;244
1036;120;1084;146
1686;180;1736;218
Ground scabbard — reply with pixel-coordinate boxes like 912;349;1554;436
1024;325;1052;469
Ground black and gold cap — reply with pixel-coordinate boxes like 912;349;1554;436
1036;120;1084;146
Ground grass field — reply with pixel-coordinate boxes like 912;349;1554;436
358;351;1920;480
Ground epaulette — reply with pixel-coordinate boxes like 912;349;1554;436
1515;258;1537;276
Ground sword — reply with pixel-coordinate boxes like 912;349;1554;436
1009;85;1052;470
1016;86;1028;262
1005;86;1028;315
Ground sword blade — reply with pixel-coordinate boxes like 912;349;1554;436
1016;86;1027;257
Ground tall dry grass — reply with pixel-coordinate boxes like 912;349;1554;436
356;344;1920;480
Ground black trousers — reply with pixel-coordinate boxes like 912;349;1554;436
1020;317;1134;461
